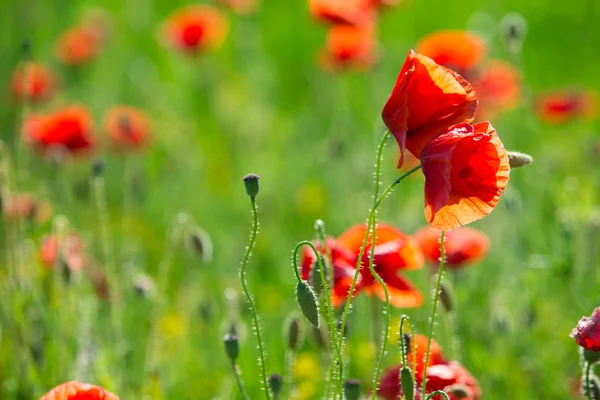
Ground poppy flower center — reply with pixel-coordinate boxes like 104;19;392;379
182;24;205;47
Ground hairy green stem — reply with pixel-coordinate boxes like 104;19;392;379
585;361;593;400
240;198;270;399
425;390;451;400
422;231;446;399
231;362;250;400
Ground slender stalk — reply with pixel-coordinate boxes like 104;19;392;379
284;350;297;399
239;198;270;400
584;361;593;400
425;390;450;400
231;362;250;400
371;296;381;346
422;231;446;399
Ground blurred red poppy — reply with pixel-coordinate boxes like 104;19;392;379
416;30;486;75
24;104;94;155
382;50;477;166
2;193;52;223
10;62;55;102
472;60;521;120
308;0;375;26
378;334;480;400
571;307;600;351
218;0;258;15
414;226;489;269
40;233;89;272
55;24;104;65
40;381;119;400
318;24;376;71
534;90;597;124
163;5;229;54
104;105;151;149
420;121;509;231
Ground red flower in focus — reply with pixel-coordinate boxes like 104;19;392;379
3;193;52;223
414;226;489;269
534;90;597;124
55;24;104;65
416;30;486;75
308;0;375;26
40;381;119;400
420;121;509;231
104;105;151;149
10;62;55;102
571;307;600;351
472;60;521;120
218;0;258;15
382;50;477;166
318;25;376;71
24;104;94;155
40;233;89;272
378;334;480;400
163;5;229;54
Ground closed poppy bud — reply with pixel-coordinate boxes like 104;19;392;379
284;313;303;350
39;381;119;400
500;12;528;55
439;280;455;313
223;333;240;362
242;173;260;199
343;378;361;400
187;226;213;263
507;151;533;168
571;307;600;351
268;374;283;395
420;121;510;231
296;281;320;328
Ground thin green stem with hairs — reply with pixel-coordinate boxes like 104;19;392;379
230;362;250;400
425;390;451;400
584;361;593;400
422;231;446;399
239;198;270;400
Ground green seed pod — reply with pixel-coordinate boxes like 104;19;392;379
400;366;414;400
343;379;361;400
507;151;533;168
223;333;239;362
242;174;260;199
268;374;283;395
296;281;320;328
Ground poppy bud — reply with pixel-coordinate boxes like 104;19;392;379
343;379;361;400
242;173;260;199
187;226;213;263
268;374;283;395
296;281;320;328
309;256;328;296
507;151;533;168
439;280;455;313
444;383;470;399
223;333;239;362
92;159;104;177
500;12;527;54
401;333;411;356
284;313;303;350
400;366;414;400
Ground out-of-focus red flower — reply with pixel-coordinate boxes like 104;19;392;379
378;334;480;400
10;62;55;102
104;105;151;149
420;121;509;231
162;5;229;54
382;50;477;166
416;30;486;75
40;233;89;272
472;60;521;120
571;307;600;351
218;0;258;15
39;381;119;400
55;24;104;65
534;90;597;124
24;104;94;155
318;25;376;71
308;0;375;26
2;193;52;223
414;226;489;269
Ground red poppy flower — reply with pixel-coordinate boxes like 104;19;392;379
104;105;151;149
40;381;119;400
571;307;600;351
3;193;52;223
420;121;510;231
416;30;486;75
218;0;258;15
336;223;424;308
534;90;597;124
162;5;228;54
55;24;104;65
382;50;477;166
472;60;521;120
308;0;375;26
318;25;376;71
414;226;489;269
10;62;55;102
24;104;94;155
40;233;89;272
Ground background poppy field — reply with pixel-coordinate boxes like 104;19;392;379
1;0;600;398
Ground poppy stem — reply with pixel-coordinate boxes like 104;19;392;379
422;231;446;399
584;361;593;400
371;295;381;346
239;197;271;400
425;390;451;400
231;361;251;400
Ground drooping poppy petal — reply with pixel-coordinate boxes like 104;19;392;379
308;0;375;27
55;24;104;65
534;90;597;124
420;121;510;231
10;62;55;102
104;105;151;149
382;50;478;166
472;60;521;120
414;226;489;269
416;30;486;74
39;381;119;400
318;24;376;71
571;307;600;351
162;5;228;54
